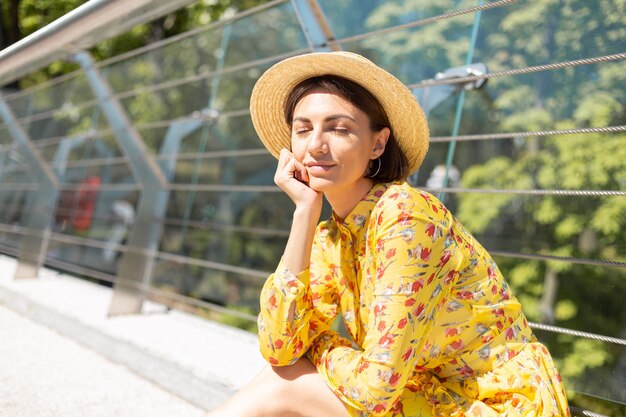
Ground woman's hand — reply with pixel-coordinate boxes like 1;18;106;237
274;149;323;213
274;148;322;276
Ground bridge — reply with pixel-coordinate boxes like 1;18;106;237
0;0;624;415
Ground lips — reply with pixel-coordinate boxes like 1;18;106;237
305;161;335;174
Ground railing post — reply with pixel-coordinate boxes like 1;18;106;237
291;0;339;51
0;91;59;279
74;50;169;316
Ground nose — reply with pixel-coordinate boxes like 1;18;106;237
307;127;327;155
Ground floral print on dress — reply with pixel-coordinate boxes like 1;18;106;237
258;181;569;417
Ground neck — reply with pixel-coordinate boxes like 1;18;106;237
325;177;374;221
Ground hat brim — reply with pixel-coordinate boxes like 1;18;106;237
249;52;429;174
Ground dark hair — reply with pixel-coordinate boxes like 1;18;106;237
284;75;409;183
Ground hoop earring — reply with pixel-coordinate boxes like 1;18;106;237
370;158;381;177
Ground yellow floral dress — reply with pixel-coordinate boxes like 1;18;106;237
257;181;570;417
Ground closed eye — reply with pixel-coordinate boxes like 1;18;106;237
331;128;350;136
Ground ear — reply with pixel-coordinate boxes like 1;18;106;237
371;127;390;159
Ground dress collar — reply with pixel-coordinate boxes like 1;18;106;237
331;182;393;236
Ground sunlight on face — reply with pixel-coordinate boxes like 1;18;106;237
290;90;384;199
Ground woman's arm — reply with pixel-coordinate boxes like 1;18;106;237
275;148;322;274
257;149;329;365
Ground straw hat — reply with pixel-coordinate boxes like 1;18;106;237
249;51;429;174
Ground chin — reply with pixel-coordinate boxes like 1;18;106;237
307;177;337;192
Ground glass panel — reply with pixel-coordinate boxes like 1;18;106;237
137;113;264;157
448;64;626;137
165;190;294;231
318;0;469;40
151;259;265;318
0;162;29;176
214;63;272;112
4;73;95;120
158;225;286;272
173;113;265;153
535;331;625;410
102;2;306;95
335;13;474;86
36;135;124;163
0;125;11;146
0;230;23;252
103;31;225;95
46;238;119;276
59;162;134;185
398;16;626;413
221;3;307;67
24;103;104;141
1;148;29;170
0;189;33;224
473;0;626;69
417;133;626;192
2;92;31;120
170;153;275;185
138;126;169;154
52;188;139;251
119;79;212;124
0;169;37;184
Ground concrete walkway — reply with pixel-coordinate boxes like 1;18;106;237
0;304;203;417
0;255;266;416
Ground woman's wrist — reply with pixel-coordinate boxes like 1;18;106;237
293;203;322;222
281;205;320;276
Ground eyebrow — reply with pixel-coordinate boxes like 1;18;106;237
292;114;356;123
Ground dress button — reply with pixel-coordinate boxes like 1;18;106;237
289;286;298;294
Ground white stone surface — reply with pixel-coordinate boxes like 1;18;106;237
0;254;267;412
0;305;204;417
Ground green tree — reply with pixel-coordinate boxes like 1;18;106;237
364;0;626;413
2;0;272;88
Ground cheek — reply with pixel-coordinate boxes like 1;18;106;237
290;138;307;160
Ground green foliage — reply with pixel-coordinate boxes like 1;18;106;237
559;338;610;378
554;299;577;321
363;0;626;407
11;0;272;88
218;305;258;332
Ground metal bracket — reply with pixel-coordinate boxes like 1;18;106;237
434;63;488;90
413;63;488;116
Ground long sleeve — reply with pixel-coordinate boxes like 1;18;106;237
257;224;343;366
312;196;465;415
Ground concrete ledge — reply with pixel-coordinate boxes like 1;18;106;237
0;255;266;411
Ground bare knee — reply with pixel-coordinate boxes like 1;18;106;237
213;358;346;417
255;359;319;416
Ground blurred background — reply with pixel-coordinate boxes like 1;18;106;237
0;0;624;414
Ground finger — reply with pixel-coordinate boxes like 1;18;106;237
277;148;293;170
275;149;297;185
279;149;303;180
293;160;309;183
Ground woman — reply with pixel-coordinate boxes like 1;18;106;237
207;52;569;417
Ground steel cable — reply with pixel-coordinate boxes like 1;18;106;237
327;0;520;47
39;256;259;322
422;186;626;197
529;322;626;347
430;125;626;143
410;52;626;89
489;251;626;269
568;406;609;417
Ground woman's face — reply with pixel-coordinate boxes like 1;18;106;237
290;90;389;196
